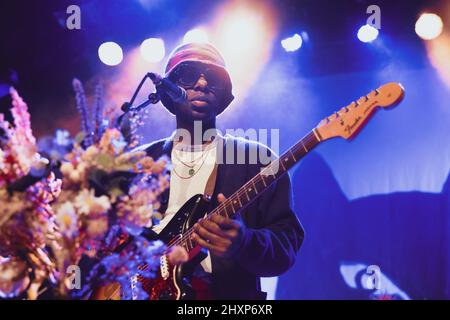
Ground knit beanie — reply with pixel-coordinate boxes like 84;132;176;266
162;42;234;115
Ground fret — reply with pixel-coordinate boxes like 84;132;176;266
278;158;287;172
245;183;258;199
312;128;321;142
300;140;308;152
231;197;240;213
237;191;249;208
243;187;250;201
261;174;267;187
280;154;296;170
289;149;297;162
305;131;320;151
219;205;229;218
224;205;229;218
235;193;243;208
225;200;236;216
251;179;259;193
253;176;267;194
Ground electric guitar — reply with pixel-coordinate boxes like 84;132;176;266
91;82;405;300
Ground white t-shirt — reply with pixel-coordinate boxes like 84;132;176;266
152;140;218;273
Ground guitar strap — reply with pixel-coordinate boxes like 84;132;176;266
203;161;218;200
203;136;221;200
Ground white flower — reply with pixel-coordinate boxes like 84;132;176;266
74;189;111;216
55;201;78;237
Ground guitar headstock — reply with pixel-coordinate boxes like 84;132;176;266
315;82;405;141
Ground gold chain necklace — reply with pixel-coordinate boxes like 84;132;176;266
172;145;215;178
172;147;210;168
172;154;208;178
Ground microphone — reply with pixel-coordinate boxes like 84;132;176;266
117;72;187;128
148;72;188;105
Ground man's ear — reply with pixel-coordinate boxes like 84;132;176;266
218;92;234;115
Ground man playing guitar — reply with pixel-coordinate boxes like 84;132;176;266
138;42;304;299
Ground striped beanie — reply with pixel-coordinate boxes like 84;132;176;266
163;42;234;115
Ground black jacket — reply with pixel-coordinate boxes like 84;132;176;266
140;134;304;299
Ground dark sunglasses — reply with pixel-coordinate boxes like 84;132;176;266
169;62;228;92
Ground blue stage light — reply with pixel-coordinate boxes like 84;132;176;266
98;42;123;66
415;13;443;40
281;33;302;52
183;28;209;44
140;38;165;63
357;24;379;43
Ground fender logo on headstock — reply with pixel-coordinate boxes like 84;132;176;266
315;82;405;141
344;116;362;135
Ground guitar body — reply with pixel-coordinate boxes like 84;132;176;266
91;194;211;300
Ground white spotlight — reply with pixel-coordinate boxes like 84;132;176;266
183;28;209;44
140;38;165;63
221;11;261;53
357;24;379;43
415;13;444;40
281;33;303;52
98;42;123;66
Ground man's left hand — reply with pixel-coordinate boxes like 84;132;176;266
191;193;246;258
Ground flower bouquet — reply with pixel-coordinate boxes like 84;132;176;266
0;81;181;300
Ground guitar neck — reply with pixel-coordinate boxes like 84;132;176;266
175;130;321;253
210;129;321;220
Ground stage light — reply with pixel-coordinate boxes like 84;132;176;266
211;2;277;106
415;13;443;40
140;38;165;63
357;24;379;43
183;28;209;44
219;9;263;54
98;42;123;66
281;34;302;52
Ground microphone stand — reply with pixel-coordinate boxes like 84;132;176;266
116;72;162;128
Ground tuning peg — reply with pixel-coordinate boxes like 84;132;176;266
339;106;349;113
357;96;368;103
